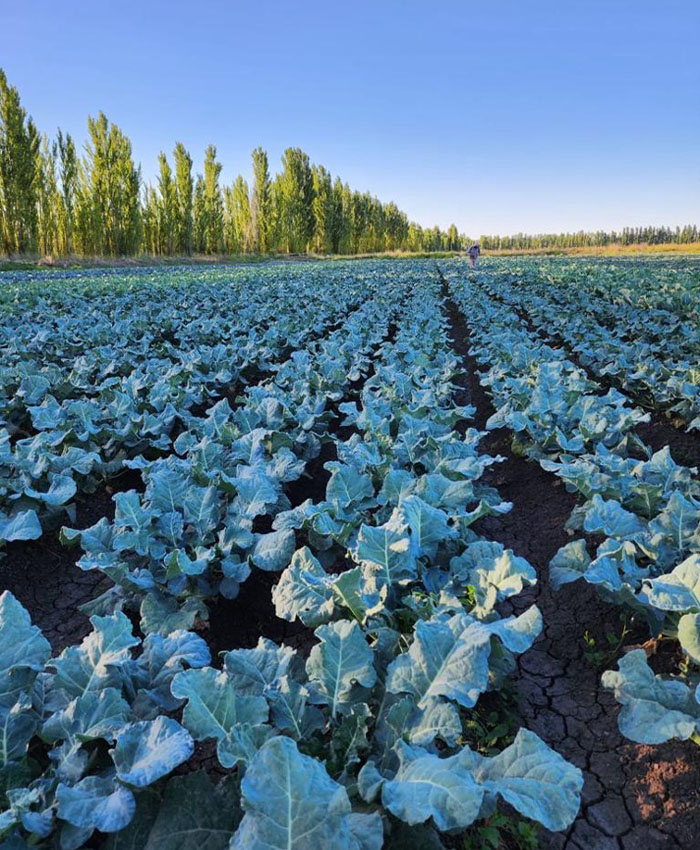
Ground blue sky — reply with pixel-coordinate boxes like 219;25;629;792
3;0;699;235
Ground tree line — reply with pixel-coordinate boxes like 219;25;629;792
0;69;465;258
479;225;700;251
3;69;697;260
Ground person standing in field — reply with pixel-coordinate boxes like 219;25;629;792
467;241;480;268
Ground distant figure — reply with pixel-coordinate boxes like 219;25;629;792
467;241;480;269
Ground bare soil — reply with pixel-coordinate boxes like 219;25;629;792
0;471;141;652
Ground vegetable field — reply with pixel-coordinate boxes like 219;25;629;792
0;257;698;850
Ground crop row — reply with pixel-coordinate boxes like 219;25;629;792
443;258;700;428
443;263;700;749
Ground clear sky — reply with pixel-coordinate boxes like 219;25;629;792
2;0;699;236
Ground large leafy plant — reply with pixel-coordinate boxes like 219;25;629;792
0;591;207;847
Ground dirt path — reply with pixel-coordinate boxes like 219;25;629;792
441;281;700;850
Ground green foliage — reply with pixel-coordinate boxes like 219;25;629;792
173;141;194;255
251;146;270;253
279;147;314;253
462;685;521;757
582;615;633;670
202;144;224;254
224;175;253;253
156;151;178;255
80;111;141;256
0;69;39;254
462;810;540;850
56;129;78;254
0;67;471;260
35;135;60;256
481;224;700;251
312;164;333;254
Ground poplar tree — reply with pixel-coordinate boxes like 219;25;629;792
173;142;193;255
278;147;313;253
36;135;60;255
368;196;386;252
311;164;333;254
56;130;78;254
329;177;346;253
73;163;95;255
142;185;159;254
224;175;253;254
338;182;353;254
267;176;284;253
250;147;270;253
0;70;39;253
192;175;206;253
83;112;141;255
385;202;408;250
223;184;238;253
202;144;223;254
156;152;178;255
349;191;366;254
447;223;459;251
407;223;422;252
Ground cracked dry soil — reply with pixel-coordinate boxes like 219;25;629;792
443;288;699;850
1;483;122;653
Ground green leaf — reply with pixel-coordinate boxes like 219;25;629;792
548;540;591;590
399;495;455;560
51;611;139;698
112;717;194;786
386;612;493;710
648;492;700;557
24;473;77;507
329;702;371;776
0;592;51;706
451;541;536;613
583;495;646;538
355;517;417;589
170;668;268;768
381;741;484;830
472;728;583;831
224;638;297;696
642;555;700;613
602;649;700;743
251;529;296;571
41;687;130;745
231;736;363;850
272;547;336;627
103;772;241;850
56;776;135;833
678;613;700;664
139;593;208;636
306;620;376;718
325;463;374;510
0;510;42;543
